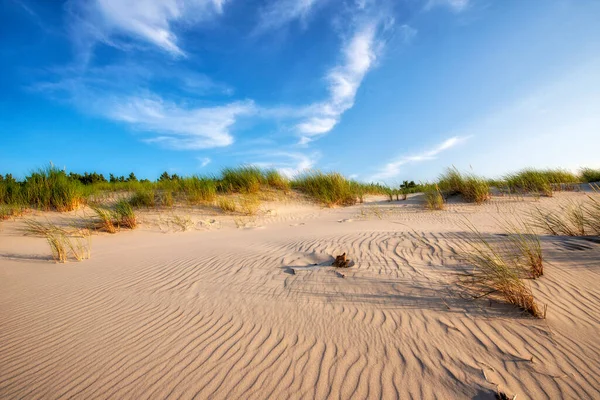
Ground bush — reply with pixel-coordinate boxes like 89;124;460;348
292;171;357;207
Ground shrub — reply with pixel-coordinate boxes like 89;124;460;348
220;166;264;193
292;171;356;207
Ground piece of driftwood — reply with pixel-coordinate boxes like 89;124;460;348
332;253;351;268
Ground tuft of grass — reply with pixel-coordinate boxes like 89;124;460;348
292;171;357;207
23;165;84;211
90;204;118;233
129;189;155;208
455;222;544;318
424;184;444;210
505;168;579;197
157;190;174;207
265;169;290;191
238;194;261;215
180;176;217;204
0;204;26;220
220;166;264;193
438;167;490;204
580;168;600;183
501;219;543;279
23;219;91;263
531;190;600;236
217;197;237;213
115;200;137;229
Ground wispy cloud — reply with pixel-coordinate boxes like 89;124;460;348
296;19;390;144
254;0;322;34
108;95;254;149
250;151;319;177
371;136;470;181
425;0;470;12
68;0;228;59
198;157;211;167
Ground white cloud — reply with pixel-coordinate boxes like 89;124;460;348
106;95;254;149
425;0;469;12
251;151;319;177
296;20;388;143
198;157;211;167
371;136;470;181
68;0;228;58
254;0;322;34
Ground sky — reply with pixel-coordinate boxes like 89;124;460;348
1;0;599;183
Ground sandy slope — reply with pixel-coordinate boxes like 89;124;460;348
1;193;599;399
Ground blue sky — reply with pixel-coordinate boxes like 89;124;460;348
1;0;599;183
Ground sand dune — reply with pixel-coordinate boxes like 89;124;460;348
1;193;599;399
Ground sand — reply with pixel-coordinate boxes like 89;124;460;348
1;192;599;399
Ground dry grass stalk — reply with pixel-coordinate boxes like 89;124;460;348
501;218;543;279
455;221;544;318
24;219;91;263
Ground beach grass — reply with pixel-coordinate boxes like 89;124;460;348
291;171;357;207
580;168;600;183
438;167;490;204
455;222;544;318
424;184;444;210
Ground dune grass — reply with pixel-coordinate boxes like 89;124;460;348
292;171;357;207
238;194;261;215
180;176;217;204
23;219;91;263
18;165;84;211
115;200;137;229
501;219;544;279
438;167;490;204
504;168;579;197
580;168;600;183
455;222;544;318
530;189;600;236
217;197;237;213
220;166;264;193
128;189;155;208
265;169;290;192
424;184;444;210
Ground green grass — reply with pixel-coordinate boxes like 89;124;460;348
23;165;84;211
291;171;357;207
220;166;264;193
438;167;490;204
265;170;290;192
530;190;600;236
580;168;600;183
179;176;217;204
115;200;137;229
454;222;544;318
128;189;156;208
505;168;579;197
424;184;444;210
